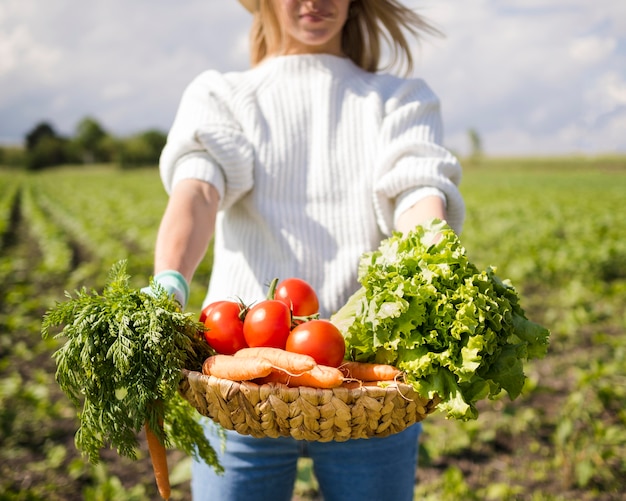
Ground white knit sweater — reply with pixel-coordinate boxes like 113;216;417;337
160;54;465;317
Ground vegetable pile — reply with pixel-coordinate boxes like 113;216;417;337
198;279;400;389
331;220;550;421
200;277;346;370
41;261;221;500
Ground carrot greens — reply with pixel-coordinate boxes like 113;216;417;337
41;260;221;472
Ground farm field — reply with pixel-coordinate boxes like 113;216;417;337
0;157;625;500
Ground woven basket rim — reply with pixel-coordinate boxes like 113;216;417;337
181;368;421;394
179;368;439;442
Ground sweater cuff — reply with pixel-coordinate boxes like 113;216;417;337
171;152;226;201
394;186;447;224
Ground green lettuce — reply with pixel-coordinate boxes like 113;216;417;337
331;220;550;420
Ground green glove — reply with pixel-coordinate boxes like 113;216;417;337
142;270;189;308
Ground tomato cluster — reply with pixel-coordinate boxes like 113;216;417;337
199;278;346;367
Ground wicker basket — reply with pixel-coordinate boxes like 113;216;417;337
179;369;439;442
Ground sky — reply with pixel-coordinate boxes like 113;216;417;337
1;0;625;157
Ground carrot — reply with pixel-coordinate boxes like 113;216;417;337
202;354;274;380
339;361;402;381
234;347;316;374
254;369;290;385
256;364;344;388
145;419;170;500
341;380;402;389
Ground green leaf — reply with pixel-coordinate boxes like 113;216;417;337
331;219;551;420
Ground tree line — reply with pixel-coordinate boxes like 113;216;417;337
0;117;485;171
0;117;167;170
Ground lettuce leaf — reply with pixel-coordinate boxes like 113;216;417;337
331;220;550;420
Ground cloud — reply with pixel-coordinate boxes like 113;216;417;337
569;36;617;65
587;72;626;115
0;24;60;77
0;0;251;141
403;0;626;155
0;0;624;155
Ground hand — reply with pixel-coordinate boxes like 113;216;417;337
141;270;189;309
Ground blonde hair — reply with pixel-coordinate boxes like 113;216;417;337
247;0;441;75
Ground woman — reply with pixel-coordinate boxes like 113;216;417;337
151;1;465;499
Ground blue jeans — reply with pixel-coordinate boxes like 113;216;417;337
191;421;422;501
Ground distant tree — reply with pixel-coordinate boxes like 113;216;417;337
24;121;69;170
98;134;120;163
74;116;110;163
468;128;483;164
117;129;166;169
27;135;68;170
26;122;57;151
139;129;167;157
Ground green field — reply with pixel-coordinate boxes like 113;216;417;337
1;157;625;500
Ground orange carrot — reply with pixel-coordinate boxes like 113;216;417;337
254;369;290;385
256;364;344;388
339;361;402;381
341;380;401;389
234;347;316;374
145;419;170;500
202;354;274;380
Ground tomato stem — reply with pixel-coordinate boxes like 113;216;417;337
266;278;280;300
291;312;320;328
234;297;250;321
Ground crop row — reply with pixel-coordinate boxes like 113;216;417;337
0;168;215;305
0;170;165;285
20;183;75;275
0;176;19;245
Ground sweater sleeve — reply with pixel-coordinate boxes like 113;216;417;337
373;79;465;235
159;71;254;209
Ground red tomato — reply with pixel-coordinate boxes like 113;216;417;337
199;302;215;324
285;319;346;367
202;301;248;355
243;300;292;349
274;278;320;317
